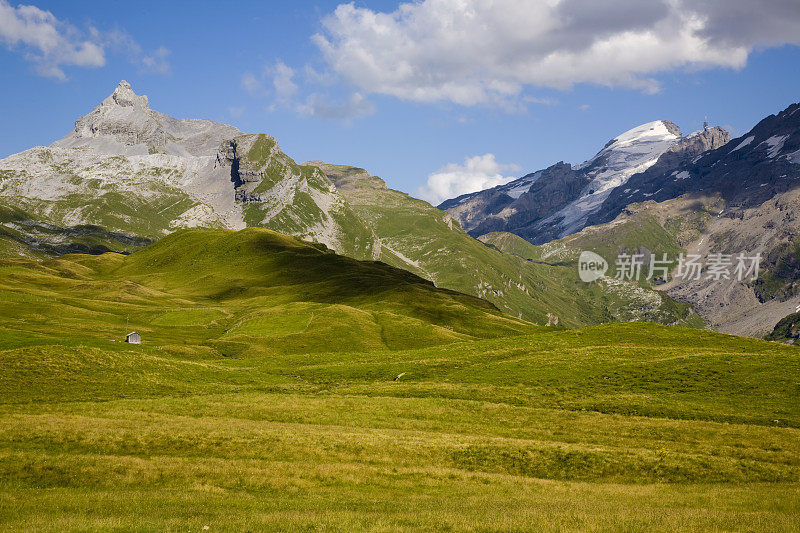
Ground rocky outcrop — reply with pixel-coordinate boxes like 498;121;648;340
216;139;263;203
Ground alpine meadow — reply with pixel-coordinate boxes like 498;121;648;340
1;1;800;531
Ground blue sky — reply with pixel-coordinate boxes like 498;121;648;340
1;0;799;204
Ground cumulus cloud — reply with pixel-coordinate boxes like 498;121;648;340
417;154;521;205
0;0;104;79
0;1;170;79
313;0;800;107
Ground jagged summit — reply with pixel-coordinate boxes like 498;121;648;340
52;80;241;157
107;80;149;109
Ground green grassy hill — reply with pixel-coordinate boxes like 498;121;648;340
0;230;799;530
313;163;700;328
0;227;533;359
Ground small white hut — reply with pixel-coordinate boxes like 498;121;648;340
125;332;141;344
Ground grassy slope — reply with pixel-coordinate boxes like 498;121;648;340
0;320;798;530
0;230;799;530
236;135;378;261
0;227;533;359
481;210;687;273
481;221;705;328
0;204;150;259
316;163;700;328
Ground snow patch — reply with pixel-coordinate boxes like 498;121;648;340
543;120;681;236
731;136;754;152
760;135;789;158
674;170;691;180
501;170;542;199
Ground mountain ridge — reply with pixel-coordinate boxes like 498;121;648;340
0;80;723;330
439;120;730;244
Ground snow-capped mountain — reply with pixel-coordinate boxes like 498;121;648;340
592;103;800;224
518;100;800;337
440;121;730;244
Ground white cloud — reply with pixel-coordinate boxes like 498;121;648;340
296;92;375;121
141;45;170;75
242;61;298;103
242;60;373;123
0;1;170;79
272;60;297;100
0;0;104;79
303;64;336;86
313;0;800;107
101;29;171;75
524;96;559;106
241;71;262;94
417;154;521;205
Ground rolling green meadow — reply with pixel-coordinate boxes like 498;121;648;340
1;228;799;531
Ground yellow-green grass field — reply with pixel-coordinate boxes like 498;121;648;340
1;229;798;531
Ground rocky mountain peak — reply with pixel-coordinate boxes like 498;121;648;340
107;80;149;109
51;80;241;157
55;80;158;150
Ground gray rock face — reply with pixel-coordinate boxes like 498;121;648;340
53;80;242;157
0;81;375;258
216;138;268;203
